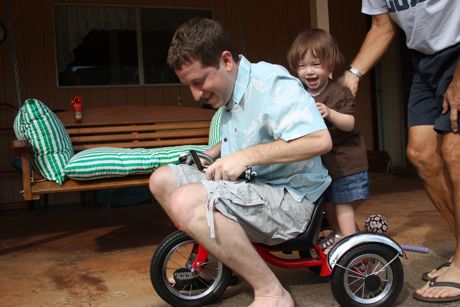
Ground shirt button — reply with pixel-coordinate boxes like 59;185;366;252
223;138;228;142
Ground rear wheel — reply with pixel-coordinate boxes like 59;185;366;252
150;230;233;306
331;243;403;306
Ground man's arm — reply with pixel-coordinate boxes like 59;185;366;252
205;142;221;160
206;129;332;181
340;13;397;97
443;60;460;132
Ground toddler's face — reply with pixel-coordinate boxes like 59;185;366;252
296;50;330;96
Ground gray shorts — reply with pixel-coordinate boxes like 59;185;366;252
169;164;315;246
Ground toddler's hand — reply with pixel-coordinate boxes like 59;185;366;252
316;102;329;118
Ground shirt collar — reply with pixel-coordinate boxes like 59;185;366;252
226;55;251;111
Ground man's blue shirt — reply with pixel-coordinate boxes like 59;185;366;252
220;55;331;202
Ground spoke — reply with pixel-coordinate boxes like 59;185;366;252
371;262;381;274
175;249;192;263
168;259;184;268
336;263;366;277
374;253;399;275
352;281;365;296
348;276;365;286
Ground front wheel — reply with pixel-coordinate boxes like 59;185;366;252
150;230;233;307
331;243;403;307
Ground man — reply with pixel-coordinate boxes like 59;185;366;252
149;18;331;306
340;0;460;303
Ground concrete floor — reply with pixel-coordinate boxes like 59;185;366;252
0;173;457;307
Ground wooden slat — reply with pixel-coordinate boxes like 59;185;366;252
66;121;211;135
31;175;150;195
70;128;210;144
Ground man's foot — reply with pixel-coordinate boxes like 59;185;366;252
421;256;453;281
414;262;460;303
250;288;294;307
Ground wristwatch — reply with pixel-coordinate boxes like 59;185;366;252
346;66;364;80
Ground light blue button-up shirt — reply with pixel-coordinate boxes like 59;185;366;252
220;55;331;203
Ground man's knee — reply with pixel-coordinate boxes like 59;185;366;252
406;141;442;174
170;184;208;229
149;166;174;197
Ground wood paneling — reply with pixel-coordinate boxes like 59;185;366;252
0;0;377;208
328;0;375;150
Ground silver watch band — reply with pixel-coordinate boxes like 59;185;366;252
346;66;364;80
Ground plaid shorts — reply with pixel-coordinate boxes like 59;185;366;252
169;164;315;245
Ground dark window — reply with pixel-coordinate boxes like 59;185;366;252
54;5;212;87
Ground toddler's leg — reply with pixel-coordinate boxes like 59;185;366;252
335;202;359;236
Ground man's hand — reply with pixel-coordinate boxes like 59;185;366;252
205;154;247;181
316;102;330;118
338;72;359;97
442;64;460;132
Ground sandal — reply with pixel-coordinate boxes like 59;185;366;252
320;233;343;253
413;277;460;303
421;261;452;281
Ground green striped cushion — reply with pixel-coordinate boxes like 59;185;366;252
64;145;210;180
208;107;222;147
14;99;73;185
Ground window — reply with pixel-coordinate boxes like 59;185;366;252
54;5;212;86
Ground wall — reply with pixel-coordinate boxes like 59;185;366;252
0;0;318;208
0;0;376;208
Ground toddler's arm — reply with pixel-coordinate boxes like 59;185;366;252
316;102;355;132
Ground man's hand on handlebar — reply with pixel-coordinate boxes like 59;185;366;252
180;150;256;181
205;155;248;181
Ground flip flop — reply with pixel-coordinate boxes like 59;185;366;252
413;277;460;303
421;261;451;281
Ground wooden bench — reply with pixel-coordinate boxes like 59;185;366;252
12;105;215;202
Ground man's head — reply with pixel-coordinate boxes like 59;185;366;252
167;18;240;109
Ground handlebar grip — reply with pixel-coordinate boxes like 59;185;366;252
189;150;204;171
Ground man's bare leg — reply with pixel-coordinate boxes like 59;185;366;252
150;168;294;307
415;132;460;300
407;126;455;234
149;166;178;220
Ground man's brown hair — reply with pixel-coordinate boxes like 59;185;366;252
167;18;239;70
287;28;343;72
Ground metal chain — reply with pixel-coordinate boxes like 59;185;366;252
6;0;22;108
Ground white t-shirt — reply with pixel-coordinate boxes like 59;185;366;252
362;0;460;55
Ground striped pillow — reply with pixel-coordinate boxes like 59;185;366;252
14;99;73;185
208;107;222;147
64;145;210;180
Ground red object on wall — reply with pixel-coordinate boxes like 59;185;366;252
70;96;83;123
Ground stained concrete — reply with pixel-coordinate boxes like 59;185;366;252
0;173;457;306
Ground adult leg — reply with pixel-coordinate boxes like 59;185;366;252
406;126;456;234
150;169;293;307
170;183;293;307
415;132;460;301
149;166;178;220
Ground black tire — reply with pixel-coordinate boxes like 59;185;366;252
331;243;404;307
150;230;233;306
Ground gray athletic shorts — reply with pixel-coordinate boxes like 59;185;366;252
169;164;315;246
